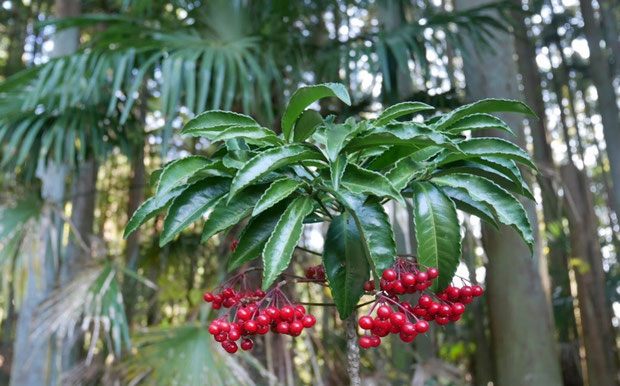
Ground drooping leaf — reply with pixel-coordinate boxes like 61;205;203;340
201;184;267;243
181;110;258;137
323;213;370;319
262;196;315;290
124;184;189;239
333;191;397;278
228;144;325;201
374;101;434;126
431;99;536;131
281;83;351;141
160;178;230;246
293;110;323;142
431;173;534;252
252;178;303;217
228;201;290;272
412;182;462;291
156;156;211;196
435;137;537;170
443;113;515;136
341;164;404;205
440;186;498;228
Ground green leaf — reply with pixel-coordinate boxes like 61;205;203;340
293;110;323;142
181;110;258;137
228;201;291;272
201;184;267;243
431;173;534;252
341;164;404;205
412;182;462;291
325;122;357;162
386;157;423;191
160;178;230;246
252;178;303;217
330;153;347;190
333;191;397;278
440;186;498;228
323;213;370;319
477;157;534;199
212;125;283;146
344;123;453;152
262;196;315;290
229;144;325;201
374;102;434;126
282;83;351;141
443;113;515;136
432;99;536;131
124;184;189;239
156;156;211;196
435;138;537;170
222;149;257;169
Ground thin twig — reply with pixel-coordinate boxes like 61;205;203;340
295;245;322;256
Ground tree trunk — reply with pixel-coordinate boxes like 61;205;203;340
598;0;620;77
456;0;563;384
561;164;620;386
578;0;620;212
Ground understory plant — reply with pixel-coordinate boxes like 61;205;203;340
125;82;536;379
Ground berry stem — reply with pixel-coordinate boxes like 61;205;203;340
295;245;322;256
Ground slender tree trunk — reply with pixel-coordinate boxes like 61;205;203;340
456;0;563;384
578;0;620;212
598;0;620;77
561;164;620;386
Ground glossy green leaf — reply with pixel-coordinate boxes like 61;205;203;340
211;125;283;146
386;157;423;191
333;191;397;278
477;157;534;199
323;213;370;319
431;173;534;252
330;153;348;190
201;184;267;243
227;201;290;272
252;178;303;217
262;196;315;290
293;110;323;142
325;122;357;162
440;186;498;228
432;99;536;131
181;110;258;137
374;102;434;126
412;182;462;291
341;164;404;205
435;137;537;170
281;83;351;141
222;149;257;169
443;113;514;136
124;184;189;239
345;123;452;152
228;144;325;201
160;178;230;246
156;156;211;196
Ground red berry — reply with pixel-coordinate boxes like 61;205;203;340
203;292;214;302
212;302;222;310
402;323;417;335
256;314;271;325
363;280;375;292
237;308;251;321
224;341;238;353
402;273;416;286
447;287;460;300
265;307;279;320
369;335;381;347
280;306;294;320
400;332;416;342
390;312;406;326
449;314;461;322
244;320;258;333
305;266;316;279
374;318;390;330
208;324;220;335
377;305;392;319
472;285;484;297
241;338;253;351
219;321;231;332
228;329;241;341
382;269;397;281
295;305;306;314
439;304;452;317
254;289;266;298
257;324;269;335
213;294;223;303
461;296;473;304
302;315;316;328
215;332;228;342
460;286;473;297
416;272;428;282
231;240;239;252
415;320;429;333
428;303;440;315
452;303;465;315
359;336;372;349
436;316;449;325
392;280;406;294
359;316;374;330
418;295;432;308
427;267;439;279
413;306;427;317
290;321;304;335
276;322;289;334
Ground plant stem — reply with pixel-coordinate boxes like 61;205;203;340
295;245;322;256
344;312;361;386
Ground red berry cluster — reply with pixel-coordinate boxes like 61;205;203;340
357;258;484;348
203;285;265;310
204;276;316;354
304;264;326;280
